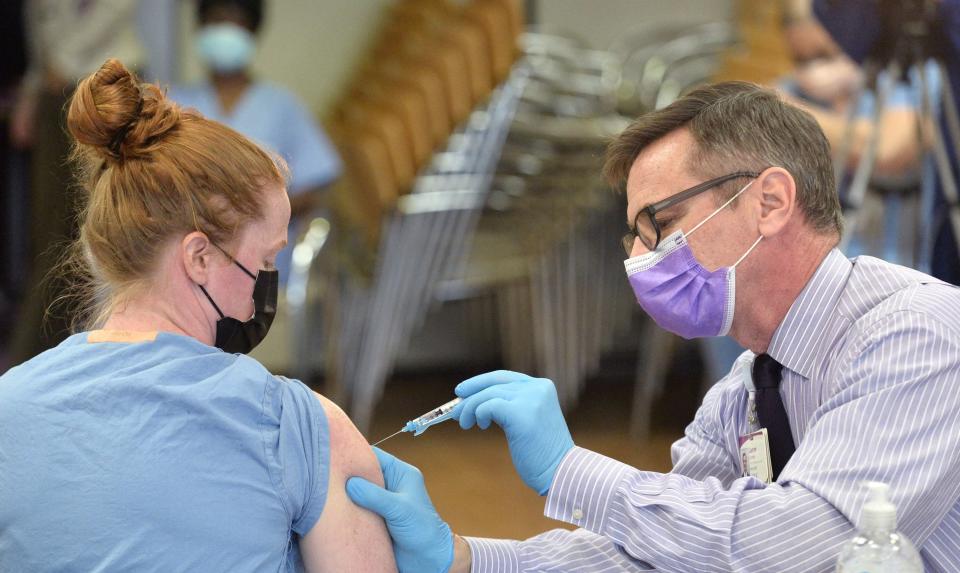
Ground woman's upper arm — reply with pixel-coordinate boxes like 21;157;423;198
299;393;398;573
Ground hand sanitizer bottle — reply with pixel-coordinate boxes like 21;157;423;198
836;482;923;572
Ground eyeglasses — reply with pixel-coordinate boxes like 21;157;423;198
622;171;761;255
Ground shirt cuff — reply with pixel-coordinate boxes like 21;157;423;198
544;446;634;534
464;537;521;573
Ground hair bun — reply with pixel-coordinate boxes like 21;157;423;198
68;58;181;163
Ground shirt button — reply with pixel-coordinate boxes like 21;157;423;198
572;508;584;520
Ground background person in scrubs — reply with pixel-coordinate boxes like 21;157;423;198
169;0;342;284
0;59;395;573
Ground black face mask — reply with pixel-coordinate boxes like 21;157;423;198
198;257;278;354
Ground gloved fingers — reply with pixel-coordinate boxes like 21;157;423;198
372;446;397;470
455;385;517;429
474;397;518;430
346;476;405;522
455;370;533;398
372;446;425;494
532;377;562;406
454;384;514;428
371;446;403;490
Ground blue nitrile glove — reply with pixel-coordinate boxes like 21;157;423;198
453;370;574;495
346;447;453;573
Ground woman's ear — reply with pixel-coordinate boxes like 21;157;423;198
181;232;213;284
756;167;797;239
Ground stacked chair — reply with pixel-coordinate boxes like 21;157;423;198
619;35;741;434
290;1;745;436
454;33;634;413
329;0;524;242
291;0;528;432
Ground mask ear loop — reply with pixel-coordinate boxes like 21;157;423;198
232;260;258;281
687;179;756;238
198;240;259;321
198;285;226;319
210;240;258;280
733;235;764;267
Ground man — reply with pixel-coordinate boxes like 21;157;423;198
348;82;960;572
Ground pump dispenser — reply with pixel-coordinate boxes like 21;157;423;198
836;481;923;572
862;482;897;531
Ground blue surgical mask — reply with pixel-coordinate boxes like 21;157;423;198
197;23;255;73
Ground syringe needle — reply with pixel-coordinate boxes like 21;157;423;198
371;428;405;447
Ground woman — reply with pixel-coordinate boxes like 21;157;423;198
0;59;396;573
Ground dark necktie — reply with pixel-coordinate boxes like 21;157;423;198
752;353;795;480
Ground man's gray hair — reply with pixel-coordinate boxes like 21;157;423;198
603;81;843;236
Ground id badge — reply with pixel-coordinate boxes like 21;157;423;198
739;428;773;483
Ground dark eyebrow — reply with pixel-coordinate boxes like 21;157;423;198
657;202;688;220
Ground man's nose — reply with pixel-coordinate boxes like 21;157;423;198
630;236;650;257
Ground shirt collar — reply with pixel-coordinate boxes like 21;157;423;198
766;249;852;379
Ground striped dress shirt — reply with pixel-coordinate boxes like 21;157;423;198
466;249;960;572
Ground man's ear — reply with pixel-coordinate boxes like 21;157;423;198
756;167;796;239
182;232;213;285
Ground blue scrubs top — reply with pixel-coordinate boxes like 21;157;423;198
815;0;960;285
0;330;331;572
781;62;942;269
168;81;342;283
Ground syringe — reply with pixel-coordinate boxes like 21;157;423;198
372;397;462;446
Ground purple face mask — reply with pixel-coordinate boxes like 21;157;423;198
624;181;762;339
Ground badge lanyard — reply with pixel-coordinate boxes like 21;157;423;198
736;352;774;483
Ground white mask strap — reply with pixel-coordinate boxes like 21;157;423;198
687;180;755;237
733;235;764;267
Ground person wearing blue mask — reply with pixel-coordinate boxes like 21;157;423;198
168;0;342;284
346;82;960;572
0;59;396;572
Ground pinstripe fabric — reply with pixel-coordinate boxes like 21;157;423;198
466;250;960;572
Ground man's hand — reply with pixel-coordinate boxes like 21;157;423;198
346;447;455;573
454;370;575;495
